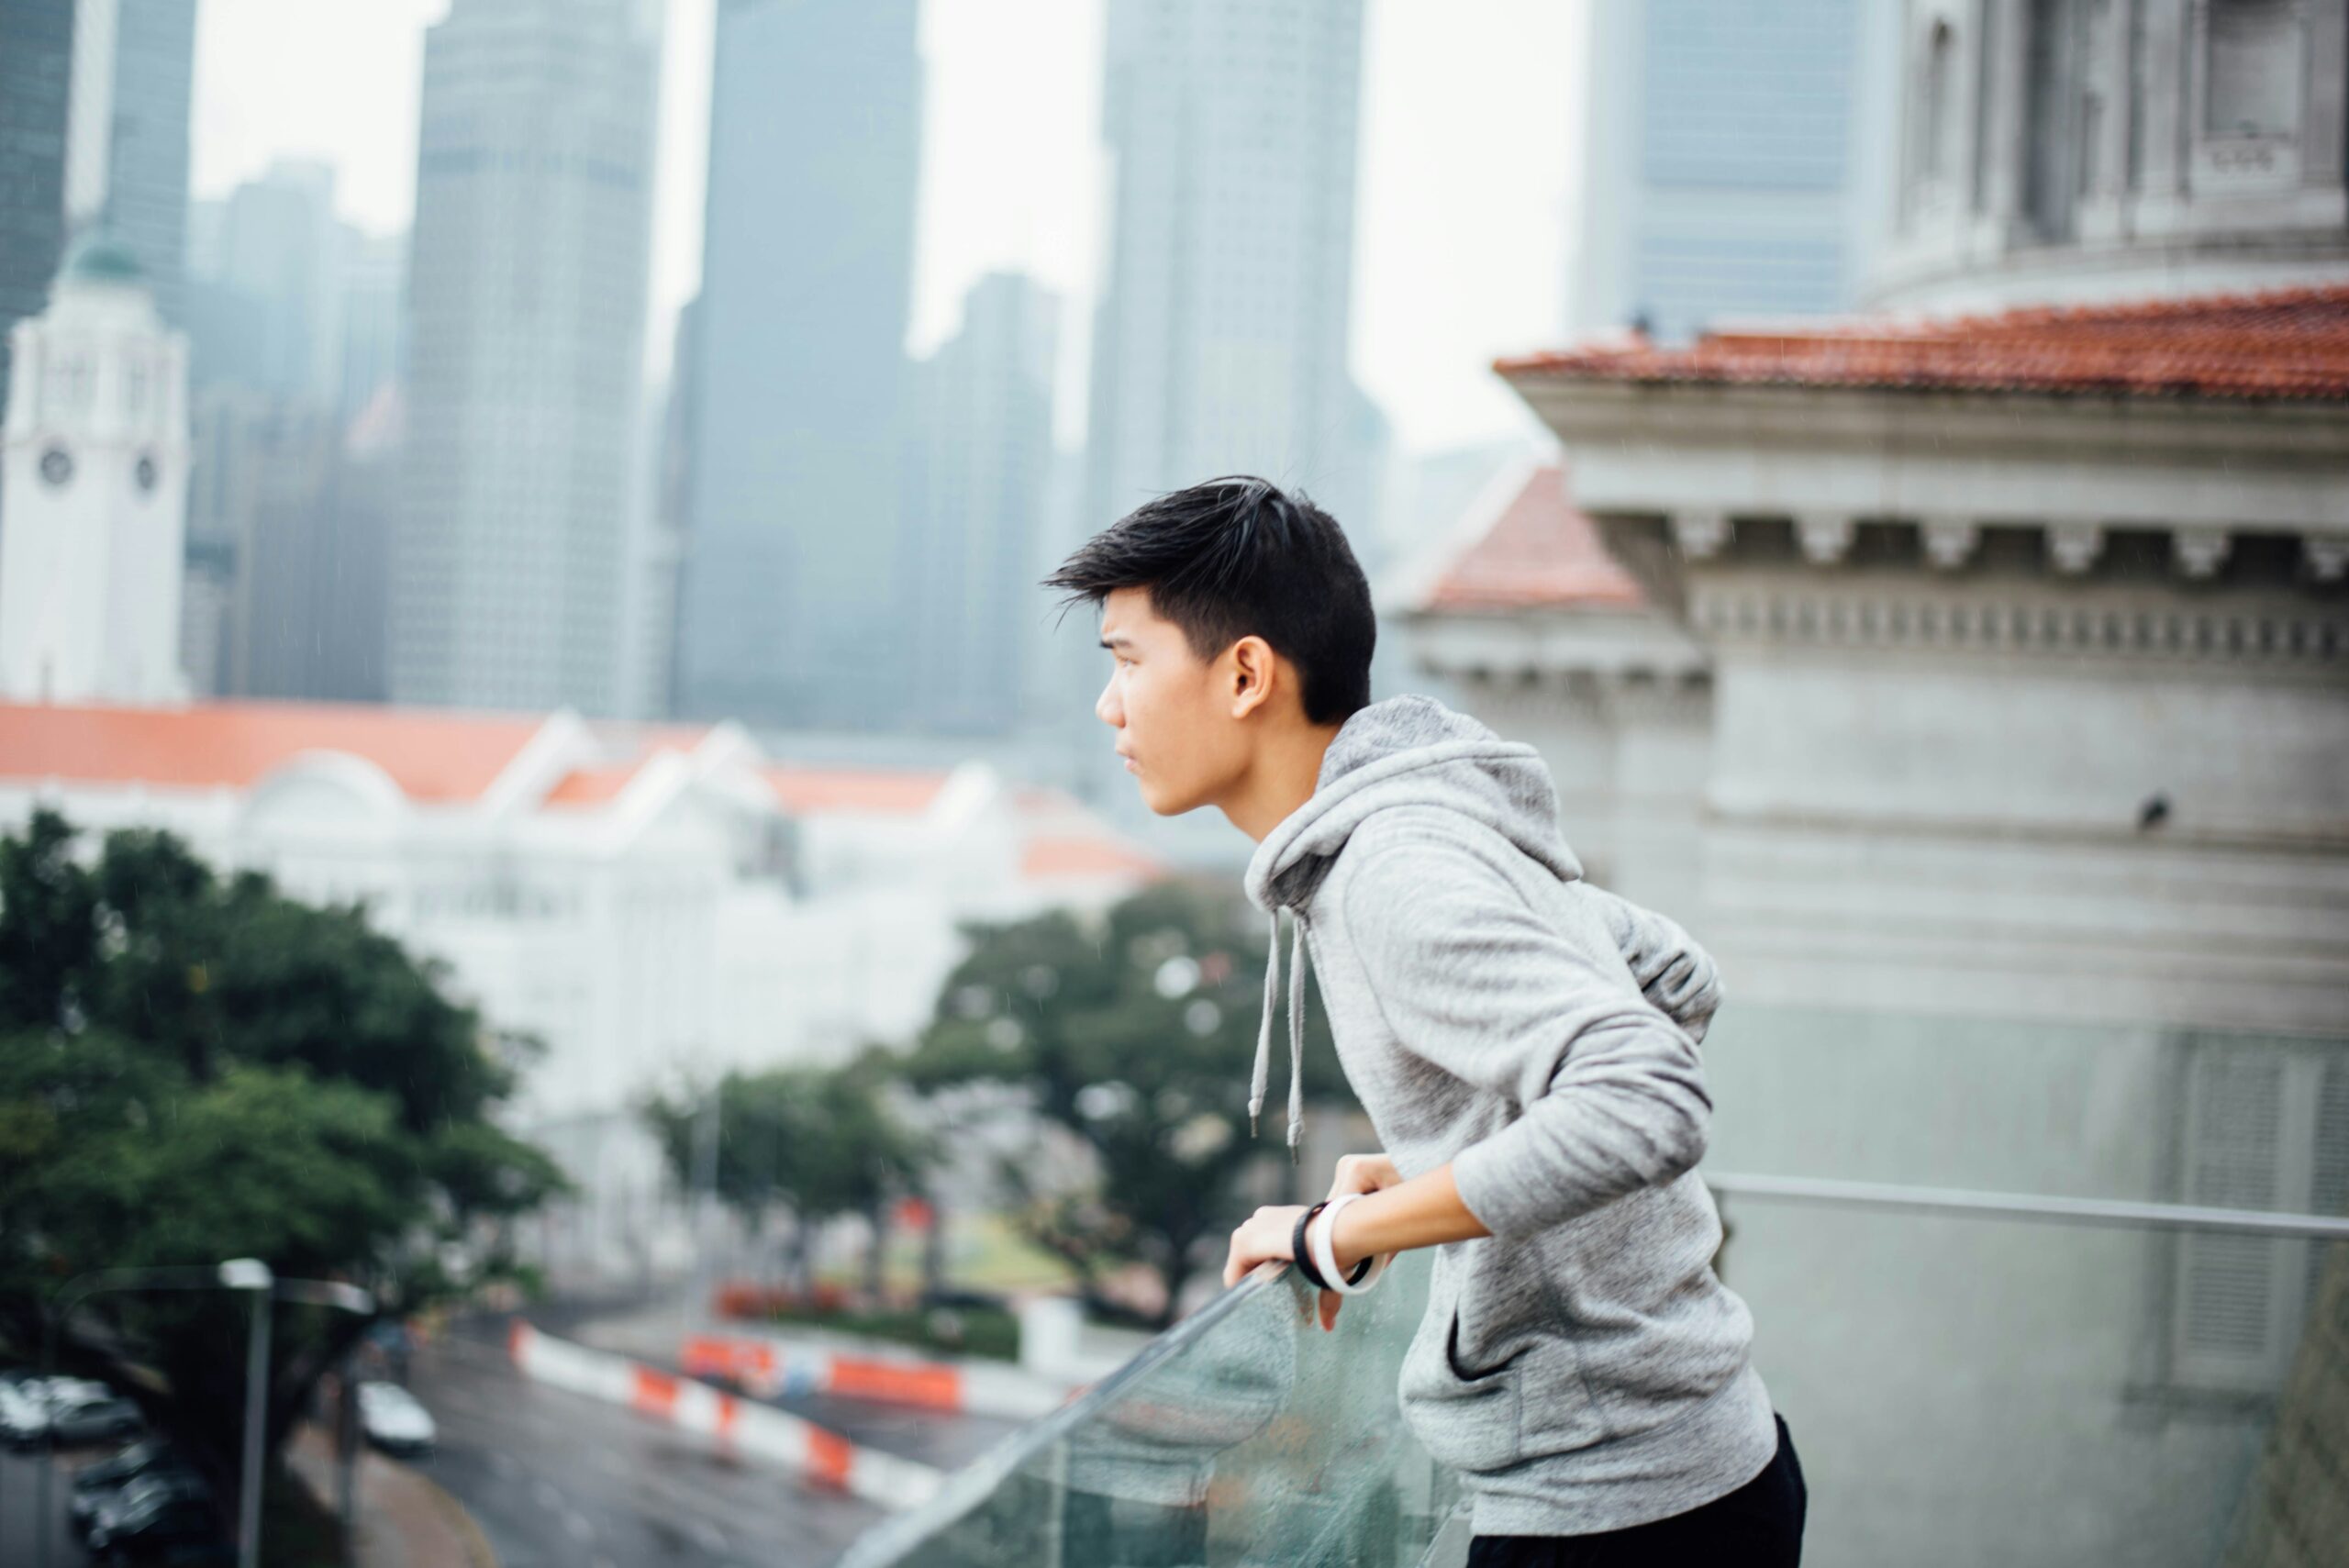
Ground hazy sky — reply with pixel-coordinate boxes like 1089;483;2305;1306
189;0;1583;454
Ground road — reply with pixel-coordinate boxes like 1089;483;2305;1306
2;1304;1021;1568
416;1328;883;1568
0;1442;95;1567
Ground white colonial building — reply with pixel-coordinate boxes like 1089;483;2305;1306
1397;282;2348;1568
1389;10;2349;1553
0;236;190;705
1876;0;2349;310
0;696;1167;1279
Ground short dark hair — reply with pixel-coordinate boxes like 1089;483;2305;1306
1044;476;1375;726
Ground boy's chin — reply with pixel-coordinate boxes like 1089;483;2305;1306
1135;779;1197;817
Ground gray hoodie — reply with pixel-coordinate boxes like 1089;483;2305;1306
1241;692;1776;1535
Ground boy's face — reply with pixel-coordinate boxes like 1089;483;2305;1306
1096;585;1273;817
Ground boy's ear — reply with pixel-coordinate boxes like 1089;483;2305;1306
1229;635;1277;717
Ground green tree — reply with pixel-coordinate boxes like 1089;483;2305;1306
901;878;1356;1329
645;1056;930;1295
0;807;564;1492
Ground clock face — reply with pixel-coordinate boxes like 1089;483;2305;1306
39;446;73;488
135;453;158;493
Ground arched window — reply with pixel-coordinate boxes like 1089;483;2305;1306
2204;0;2301;140
1919;20;1957;183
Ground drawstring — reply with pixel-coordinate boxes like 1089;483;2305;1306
1286;912;1306;1163
1248;905;1310;1165
1251;913;1277;1141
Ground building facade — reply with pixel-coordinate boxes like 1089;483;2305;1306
1470;290;2348;1568
1874;0;2349;310
673;0;924;733
1388;16;2349;1563
395;0;658;717
0;237;188;704
1570;0;1900;340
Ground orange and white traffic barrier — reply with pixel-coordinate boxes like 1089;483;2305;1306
680;1331;1074;1421
507;1320;941;1509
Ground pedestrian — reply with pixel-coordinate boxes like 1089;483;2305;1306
1043;475;1806;1567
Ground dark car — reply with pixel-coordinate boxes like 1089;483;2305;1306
46;1392;146;1448
86;1473;227;1562
72;1440;202;1531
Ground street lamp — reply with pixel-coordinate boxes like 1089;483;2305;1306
218;1259;273;1568
32;1262;374;1568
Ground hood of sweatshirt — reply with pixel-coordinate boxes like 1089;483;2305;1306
1239;693;1585;1159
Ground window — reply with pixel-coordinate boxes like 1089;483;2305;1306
2167;1034;2349;1394
1920;19;1956;183
2204;0;2302;139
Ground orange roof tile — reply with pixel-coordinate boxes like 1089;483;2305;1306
1019;835;1170;882
1422;465;1644;614
758;765;950;817
541;763;649;807
1497;283;2349;402
0;700;546;801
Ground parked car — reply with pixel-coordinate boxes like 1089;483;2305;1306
2;1377;131;1448
85;1472;225;1561
46;1390;146;1448
356;1380;436;1456
72;1439;202;1532
0;1379;47;1445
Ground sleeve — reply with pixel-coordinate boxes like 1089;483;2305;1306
1577;883;1725;1045
1341;838;1713;1242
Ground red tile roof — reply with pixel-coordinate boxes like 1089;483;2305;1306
1019;835;1169;882
1421;465;1644;613
1496;283;2349;402
758;765;950;817
0;700;546;801
541;762;658;807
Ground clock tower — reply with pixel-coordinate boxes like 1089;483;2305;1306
0;234;191;704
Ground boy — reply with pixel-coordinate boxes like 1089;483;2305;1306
1044;476;1805;1567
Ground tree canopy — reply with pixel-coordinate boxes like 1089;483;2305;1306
645;1055;930;1241
0;807;563;1484
900;878;1357;1327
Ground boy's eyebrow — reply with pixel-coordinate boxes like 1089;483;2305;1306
1099;633;1136;651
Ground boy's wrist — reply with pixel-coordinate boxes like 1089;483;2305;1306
1328;1195;1365;1272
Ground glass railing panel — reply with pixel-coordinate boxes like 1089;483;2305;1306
840;1250;1460;1568
1706;1196;2343;1568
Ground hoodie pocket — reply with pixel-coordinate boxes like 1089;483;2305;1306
1396;1297;1525;1475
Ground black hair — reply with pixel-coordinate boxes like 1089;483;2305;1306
1043;475;1375;727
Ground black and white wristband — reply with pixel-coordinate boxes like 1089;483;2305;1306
1293;1195;1383;1296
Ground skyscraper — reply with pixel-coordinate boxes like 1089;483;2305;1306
1569;0;1899;341
673;0;923;732
184;160;340;401
88;0;196;327
908;272;1059;737
395;0;658;716
0;0;76;447
335;227;406;423
1085;0;1378;540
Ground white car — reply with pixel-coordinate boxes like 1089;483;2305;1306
356;1380;436;1456
2;1377;122;1448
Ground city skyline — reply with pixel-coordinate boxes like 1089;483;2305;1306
186;0;1582;458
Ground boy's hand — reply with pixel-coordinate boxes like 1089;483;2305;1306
1222;1204;1308;1289
1326;1152;1400;1201
1314;1153;1402;1330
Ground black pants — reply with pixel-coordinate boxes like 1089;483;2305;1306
1466;1413;1807;1568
